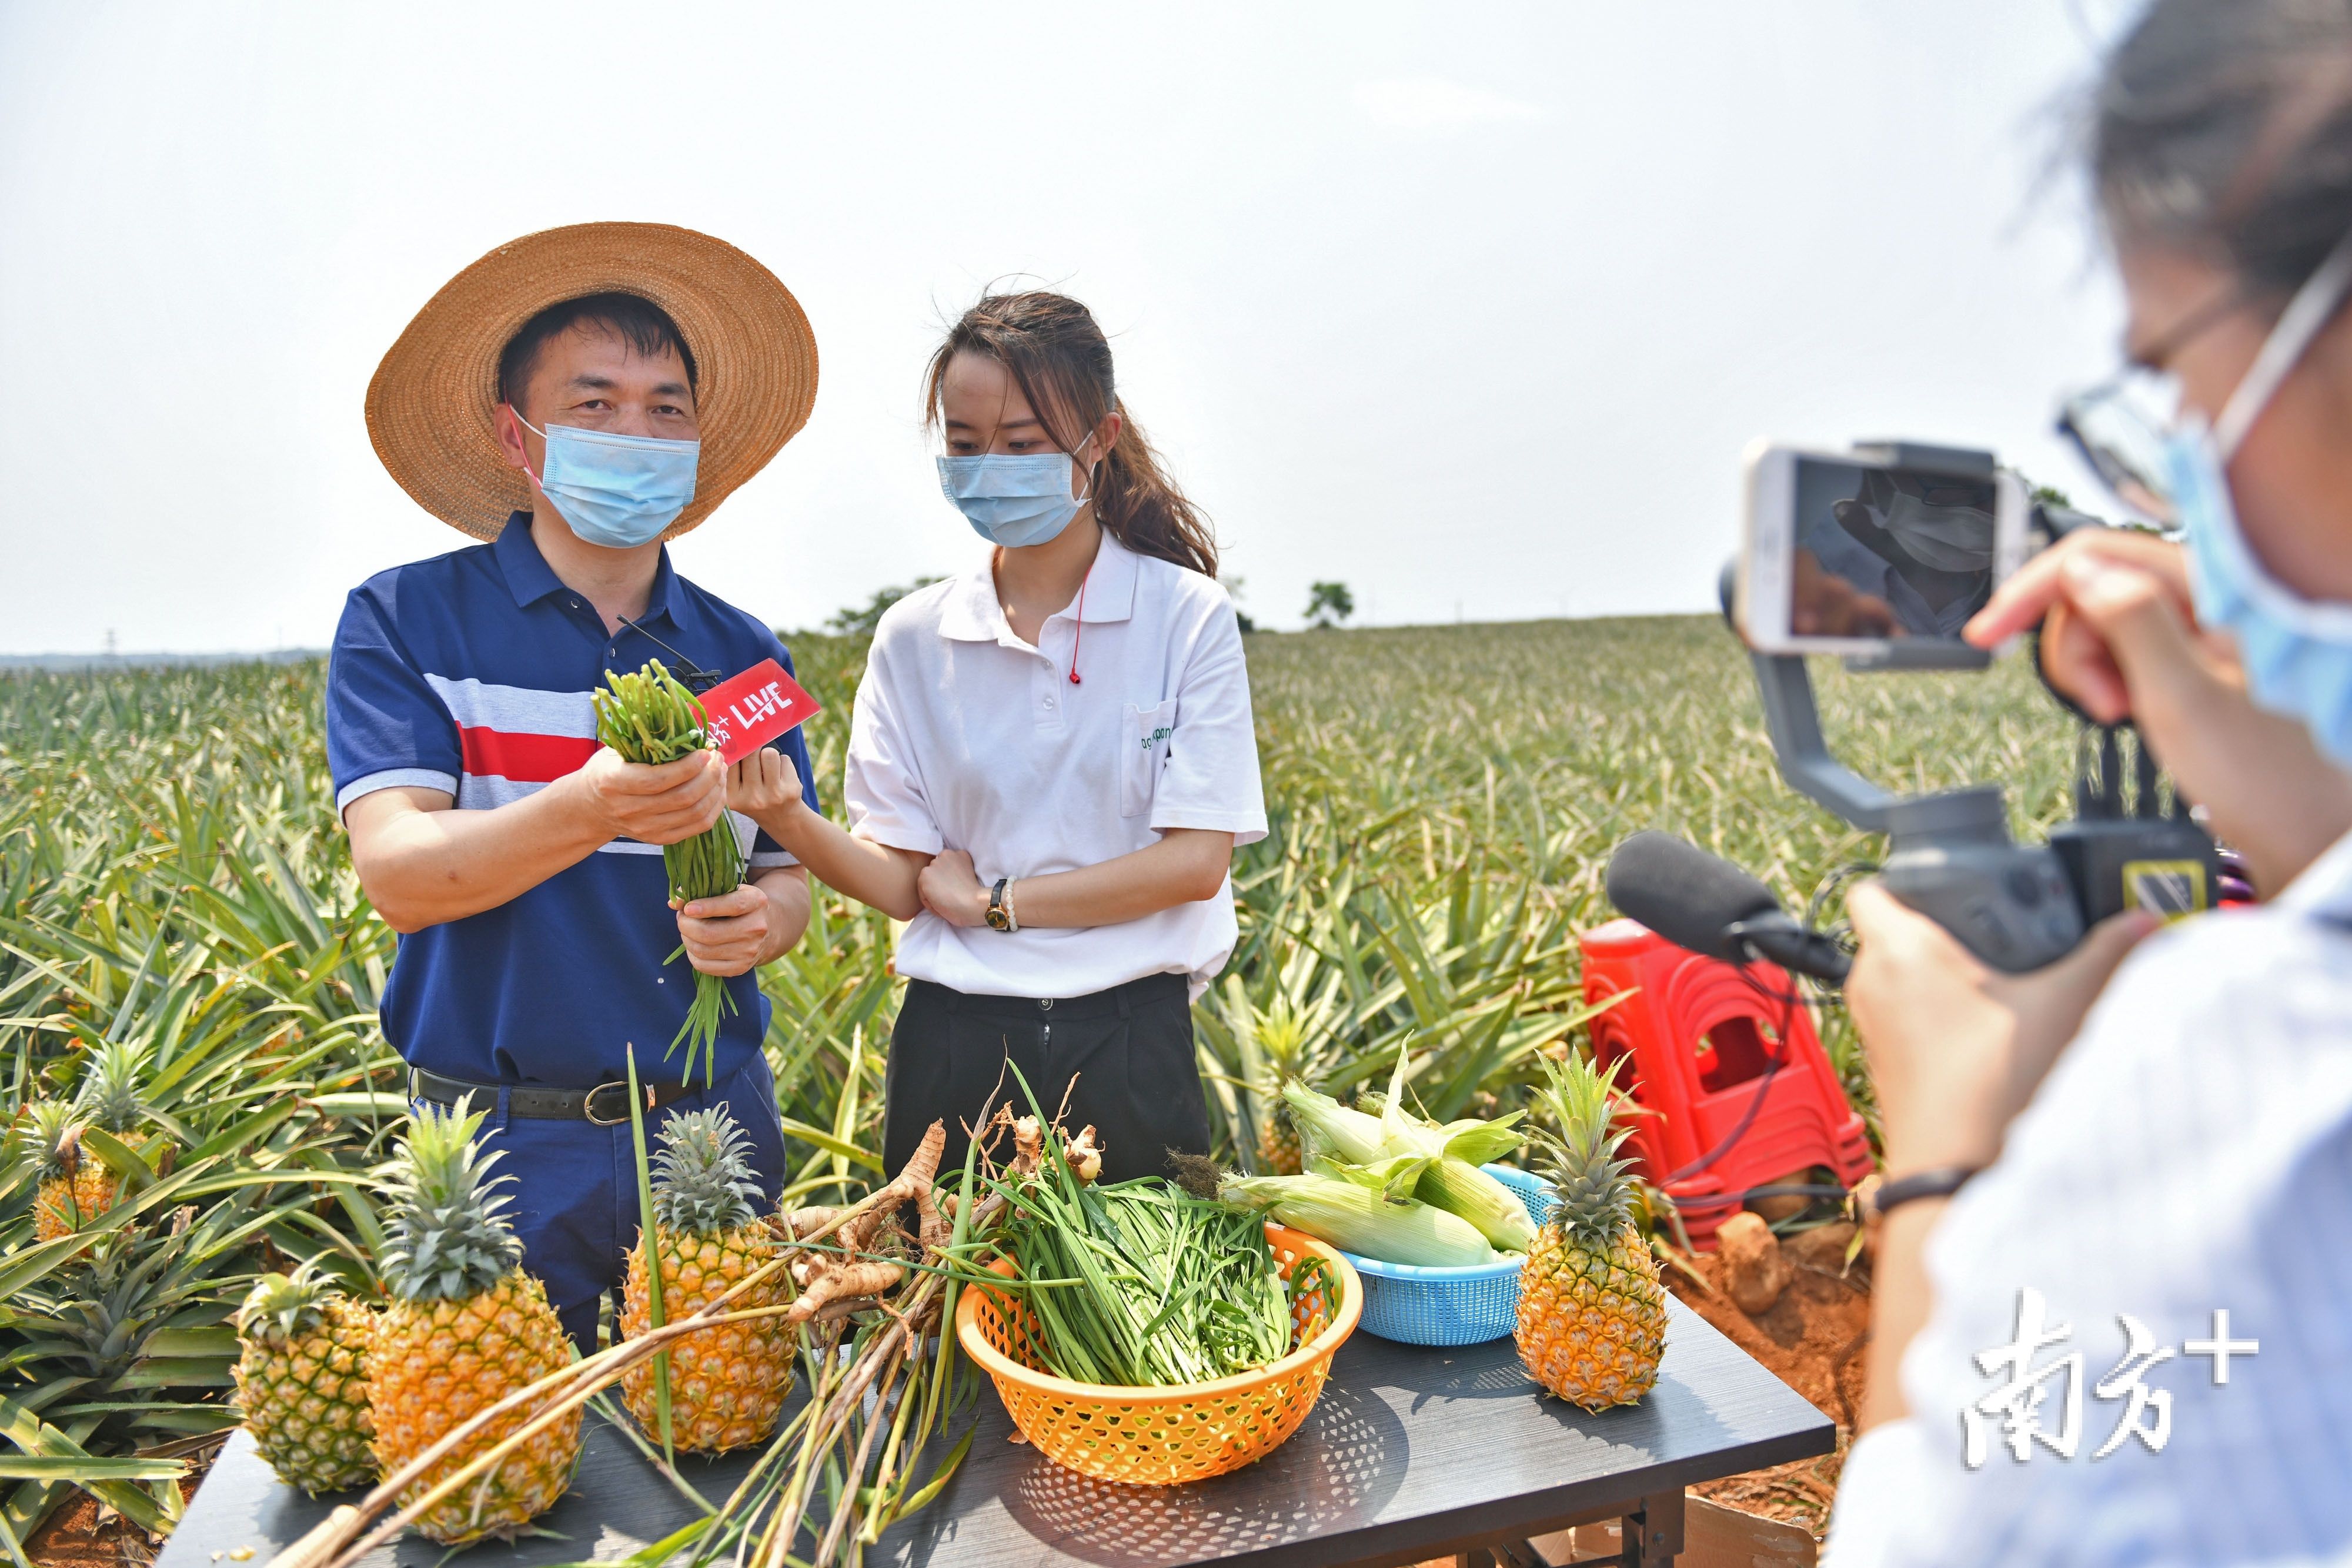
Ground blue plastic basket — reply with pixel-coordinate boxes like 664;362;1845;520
1341;1164;1556;1347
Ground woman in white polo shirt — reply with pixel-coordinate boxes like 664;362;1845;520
730;290;1265;1181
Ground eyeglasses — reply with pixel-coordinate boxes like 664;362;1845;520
2060;223;2352;533
2055;371;2184;530
2053;287;2246;533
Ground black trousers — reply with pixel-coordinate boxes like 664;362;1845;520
881;973;1212;1186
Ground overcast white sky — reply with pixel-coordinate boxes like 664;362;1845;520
0;1;2143;651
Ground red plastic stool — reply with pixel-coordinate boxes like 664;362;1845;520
1578;918;1873;1250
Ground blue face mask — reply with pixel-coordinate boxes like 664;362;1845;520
519;414;700;549
2173;422;2352;763
2167;227;2352;764
936;449;1094;548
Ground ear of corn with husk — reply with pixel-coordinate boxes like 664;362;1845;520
1281;1047;1536;1253
1218;1164;1502;1268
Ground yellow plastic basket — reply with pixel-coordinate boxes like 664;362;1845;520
954;1222;1362;1486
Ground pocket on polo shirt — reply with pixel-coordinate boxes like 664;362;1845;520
1121;700;1177;819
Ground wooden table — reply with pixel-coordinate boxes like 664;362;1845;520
161;1298;1832;1568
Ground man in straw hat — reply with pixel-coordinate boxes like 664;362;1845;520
326;223;822;1350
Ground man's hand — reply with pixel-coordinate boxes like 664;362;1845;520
918;848;990;928
1845;882;2158;1175
726;748;807;822
566;747;727;845
677;882;779;976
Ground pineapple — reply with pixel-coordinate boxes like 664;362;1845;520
233;1271;377;1493
22;1100;109;1243
369;1099;580;1544
1514;1052;1668;1411
1251;1001;1329;1177
1257;1101;1305;1177
24;1045;155;1241
620;1107;791;1453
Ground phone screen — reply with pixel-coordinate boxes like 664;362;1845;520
1786;456;2000;643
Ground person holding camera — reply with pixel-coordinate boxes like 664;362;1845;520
1828;2;2352;1561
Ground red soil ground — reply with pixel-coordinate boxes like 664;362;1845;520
1669;1220;1871;1541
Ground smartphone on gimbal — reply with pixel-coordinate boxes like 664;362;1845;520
1738;441;2032;662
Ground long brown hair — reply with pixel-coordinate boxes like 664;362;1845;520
923;290;1219;577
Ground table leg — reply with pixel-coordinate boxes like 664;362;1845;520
1621;1489;1685;1566
1453;1489;1689;1568
1476;1490;1688;1567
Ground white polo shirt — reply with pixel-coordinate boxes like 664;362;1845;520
844;531;1268;1001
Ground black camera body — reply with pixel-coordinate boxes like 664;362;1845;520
1730;441;2220;973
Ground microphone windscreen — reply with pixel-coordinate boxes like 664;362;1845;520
1604;831;1786;962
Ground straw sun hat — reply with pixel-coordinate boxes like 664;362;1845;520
365;222;818;541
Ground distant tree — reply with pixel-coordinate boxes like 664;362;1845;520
824;577;944;637
1224;574;1257;634
1304;581;1354;629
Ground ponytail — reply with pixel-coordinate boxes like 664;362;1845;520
923;291;1219;577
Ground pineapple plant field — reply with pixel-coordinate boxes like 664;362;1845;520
0;614;2082;1549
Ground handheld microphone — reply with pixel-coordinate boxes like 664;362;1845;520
1604;831;1852;984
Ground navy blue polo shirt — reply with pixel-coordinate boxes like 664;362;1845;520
325;514;820;1089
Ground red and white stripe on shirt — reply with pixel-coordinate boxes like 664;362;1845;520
336;674;781;866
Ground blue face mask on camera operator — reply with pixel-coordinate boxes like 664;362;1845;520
2169;228;2352;764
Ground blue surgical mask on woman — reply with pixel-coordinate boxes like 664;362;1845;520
936;446;1096;549
517;413;700;549
2167;226;2352;763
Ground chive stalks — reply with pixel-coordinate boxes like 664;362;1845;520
945;1074;1322;1388
592;659;745;1087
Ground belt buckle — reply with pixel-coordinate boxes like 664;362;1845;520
584;1081;649;1126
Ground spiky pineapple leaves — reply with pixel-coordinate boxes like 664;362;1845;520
376;1096;523;1303
650;1109;763;1237
1525;1050;1643;1246
8;1102;79;1186
237;1269;335;1343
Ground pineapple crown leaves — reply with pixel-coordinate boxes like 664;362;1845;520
76;1042;149;1135
649;1107;763;1236
1251;1000;1318;1080
12;1100;83;1182
377;1098;523;1302
236;1268;343;1345
1527;1051;1642;1245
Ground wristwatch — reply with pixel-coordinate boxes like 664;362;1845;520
985;878;1015;932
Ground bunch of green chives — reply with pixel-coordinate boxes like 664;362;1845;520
593;658;745;1087
968;1124;1320;1388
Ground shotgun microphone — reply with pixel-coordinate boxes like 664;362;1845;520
1604;831;1852;984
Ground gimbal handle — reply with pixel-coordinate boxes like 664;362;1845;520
1714;559;2010;843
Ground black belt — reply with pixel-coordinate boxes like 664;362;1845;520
407;1067;696;1127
